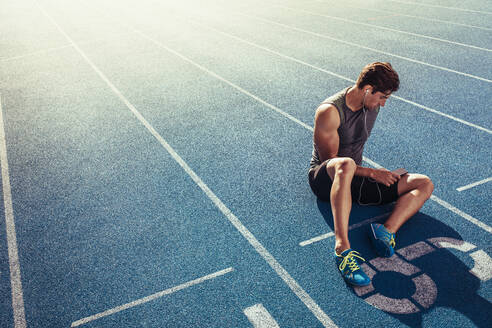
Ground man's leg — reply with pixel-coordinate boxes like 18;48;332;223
325;158;357;254
384;173;434;233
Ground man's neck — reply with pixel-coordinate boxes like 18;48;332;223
345;86;364;112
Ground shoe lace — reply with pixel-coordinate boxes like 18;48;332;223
339;250;365;273
378;225;396;248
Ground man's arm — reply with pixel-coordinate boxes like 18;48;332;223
313;104;340;162
314;104;398;186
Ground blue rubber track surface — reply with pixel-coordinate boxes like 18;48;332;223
0;0;491;327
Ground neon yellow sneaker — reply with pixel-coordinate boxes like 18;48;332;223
335;249;370;286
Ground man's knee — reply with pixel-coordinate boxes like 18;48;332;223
421;175;434;199
326;158;356;180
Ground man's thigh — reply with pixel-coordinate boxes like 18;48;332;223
308;161;333;202
396;173;432;196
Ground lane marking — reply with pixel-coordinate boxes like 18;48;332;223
244;303;280;328
390;96;492;135
0;31;138;64
427;237;492;282
469;250;492;281
232;10;492;83
367;13;402;20
299;212;392;247
71;267;234;327
386;0;492;15
429;195;492;234
36;3;337;327
0;45;73;63
0;95;27;328
183;14;492;135
275;4;492;52
86;0;492;236
341;2;492;31
456;177;492;191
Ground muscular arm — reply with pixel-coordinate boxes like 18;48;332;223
314;104;375;179
313;104;340;162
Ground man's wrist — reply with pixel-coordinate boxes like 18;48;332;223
356;166;374;178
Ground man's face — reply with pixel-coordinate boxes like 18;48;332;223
366;90;392;111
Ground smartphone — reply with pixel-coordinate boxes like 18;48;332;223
392;168;408;176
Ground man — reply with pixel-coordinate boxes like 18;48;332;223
308;62;434;286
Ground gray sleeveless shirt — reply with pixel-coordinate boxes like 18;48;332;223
310;87;379;168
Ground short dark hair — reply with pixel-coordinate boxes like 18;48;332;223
356;62;399;94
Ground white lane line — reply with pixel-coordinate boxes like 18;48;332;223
386;0;492;15
0;95;27;328
85;1;492;237
456;177;492;192
342;2;492;31
0;45;73;63
364;158;492;234
0;31;138;64
233;11;492;83
300;212;392;247
36;3;337;327
430;195;492;234
389;96;492;135
184;17;492;135
244;303;280;328
275;4;492;52
71;267;234;327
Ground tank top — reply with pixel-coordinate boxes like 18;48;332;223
310;87;379;168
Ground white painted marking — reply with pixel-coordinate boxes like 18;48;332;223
186;17;492;135
71;267;234;327
457;177;492;191
411;274;437;309
397;241;435;261
367;13;402;21
427;237;477;252
469;250;492;282
342;2;492;31
276;4;492;52
244;304;280;328
435;241;476;252
427;238;492;281
0;95;27;328
0;45;73;63
134;13;492;235
299;212;391;246
430;195;492;234
386;0;492;15
234;11;492;83
365;293;419;314
390;96;492;135
0;31;137;64
365;255;438;313
370;255;420;276
36;4;337;327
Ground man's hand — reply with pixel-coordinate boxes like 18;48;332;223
370;168;400;187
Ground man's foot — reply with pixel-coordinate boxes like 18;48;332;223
370;223;396;257
334;249;371;286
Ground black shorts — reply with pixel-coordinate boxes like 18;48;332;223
308;161;399;205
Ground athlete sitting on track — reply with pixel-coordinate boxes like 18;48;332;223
308;62;434;286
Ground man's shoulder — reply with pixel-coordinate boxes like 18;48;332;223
315;104;341;130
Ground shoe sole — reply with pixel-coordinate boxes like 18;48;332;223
343;276;371;287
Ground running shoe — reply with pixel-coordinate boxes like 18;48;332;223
370;223;396;257
335;249;370;286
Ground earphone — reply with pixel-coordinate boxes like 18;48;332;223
359;87;382;206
